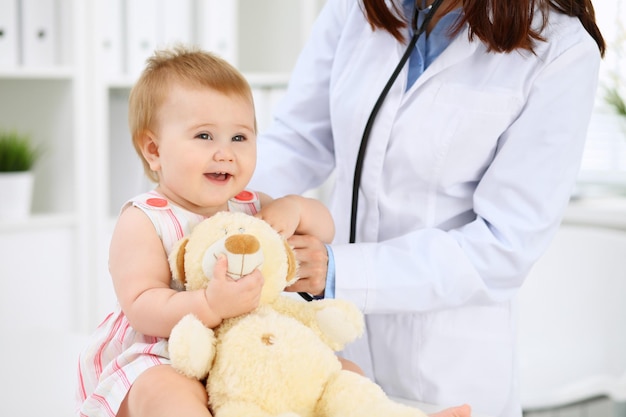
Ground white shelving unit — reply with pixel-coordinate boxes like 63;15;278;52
0;0;94;333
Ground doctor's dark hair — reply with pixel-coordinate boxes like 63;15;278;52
361;0;605;56
128;45;256;183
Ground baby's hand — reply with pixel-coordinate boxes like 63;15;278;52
204;255;264;320
255;196;301;238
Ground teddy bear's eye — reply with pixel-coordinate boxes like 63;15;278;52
238;227;245;234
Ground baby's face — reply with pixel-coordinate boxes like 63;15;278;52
149;83;257;216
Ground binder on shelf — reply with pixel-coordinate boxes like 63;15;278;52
19;0;57;67
196;0;238;66
125;0;158;78
251;87;272;133
95;0;123;78
157;0;192;48
0;0;19;68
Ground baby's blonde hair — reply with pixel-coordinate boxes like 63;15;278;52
128;45;256;182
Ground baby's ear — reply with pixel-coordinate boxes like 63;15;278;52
170;237;190;289
139;130;160;171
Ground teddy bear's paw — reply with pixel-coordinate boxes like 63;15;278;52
315;304;364;349
169;313;216;379
319;370;429;417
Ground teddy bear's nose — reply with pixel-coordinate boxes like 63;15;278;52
224;234;260;254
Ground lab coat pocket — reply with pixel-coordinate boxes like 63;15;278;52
432;84;522;185
434;83;521;151
435;83;521;114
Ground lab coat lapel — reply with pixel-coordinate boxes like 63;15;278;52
407;26;479;91
349;28;479;243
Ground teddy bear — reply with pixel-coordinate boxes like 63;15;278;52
167;211;428;417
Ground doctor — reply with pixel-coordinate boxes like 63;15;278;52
250;0;605;416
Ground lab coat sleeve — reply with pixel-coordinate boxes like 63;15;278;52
332;32;602;313
249;0;352;197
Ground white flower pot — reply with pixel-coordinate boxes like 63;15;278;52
0;171;34;221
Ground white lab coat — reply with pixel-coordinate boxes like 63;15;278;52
249;1;601;416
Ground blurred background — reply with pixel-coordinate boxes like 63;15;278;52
0;0;624;416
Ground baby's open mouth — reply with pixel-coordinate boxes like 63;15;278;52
206;172;231;181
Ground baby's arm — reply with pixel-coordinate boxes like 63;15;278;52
256;193;334;242
109;206;263;338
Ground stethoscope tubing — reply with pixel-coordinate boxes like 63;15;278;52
298;0;446;303
349;0;446;244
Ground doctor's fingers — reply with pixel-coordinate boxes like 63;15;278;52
286;262;328;295
289;235;329;269
287;235;328;295
285;274;326;297
287;234;328;253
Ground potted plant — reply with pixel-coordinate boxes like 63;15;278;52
605;84;626;134
0;130;41;220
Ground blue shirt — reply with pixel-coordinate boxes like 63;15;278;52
324;2;460;298
405;0;462;89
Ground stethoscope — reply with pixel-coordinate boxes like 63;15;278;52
349;0;445;243
299;0;446;302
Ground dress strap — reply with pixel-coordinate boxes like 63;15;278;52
126;191;204;256
228;190;261;215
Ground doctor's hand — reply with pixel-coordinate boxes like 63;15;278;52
284;234;328;297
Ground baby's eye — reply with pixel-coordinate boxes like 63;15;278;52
196;133;212;140
232;135;246;142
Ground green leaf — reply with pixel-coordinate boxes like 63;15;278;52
0;130;42;172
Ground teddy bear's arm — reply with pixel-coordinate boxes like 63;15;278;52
169;313;217;380
272;296;364;351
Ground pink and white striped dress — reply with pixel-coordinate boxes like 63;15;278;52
76;190;260;417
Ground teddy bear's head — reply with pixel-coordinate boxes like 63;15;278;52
169;211;298;304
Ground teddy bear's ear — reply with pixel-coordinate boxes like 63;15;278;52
284;240;299;285
170;237;190;288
